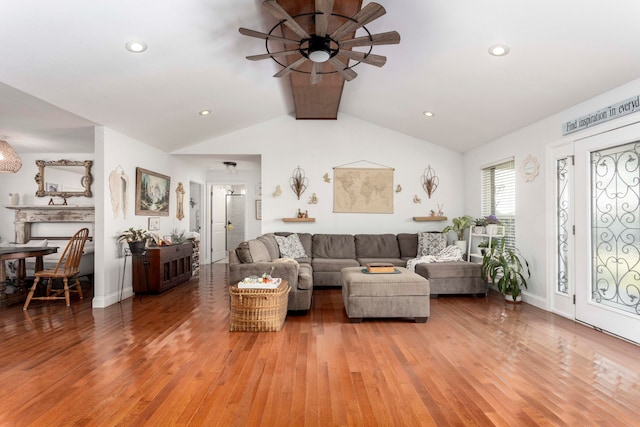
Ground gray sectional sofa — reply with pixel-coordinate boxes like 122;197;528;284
228;232;487;311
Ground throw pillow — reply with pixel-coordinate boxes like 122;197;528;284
417;232;446;257
274;233;307;259
248;239;271;262
236;241;253;263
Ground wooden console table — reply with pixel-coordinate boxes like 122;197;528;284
132;243;193;294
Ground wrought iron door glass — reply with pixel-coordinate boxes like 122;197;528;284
590;141;640;315
556;158;570;294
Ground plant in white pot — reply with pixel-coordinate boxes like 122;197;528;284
442;215;473;253
481;240;530;302
117;227;150;255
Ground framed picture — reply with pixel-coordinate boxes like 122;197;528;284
148;217;160;231
255;200;262;220
135;167;170;216
45;182;60;192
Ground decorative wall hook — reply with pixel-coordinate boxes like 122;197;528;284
308;193;318;204
289;166;308;200
323;173;331;183
273;185;282;197
396;184;402;193
413;195;421;203
421;165;439;198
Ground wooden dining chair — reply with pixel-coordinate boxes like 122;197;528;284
23;228;90;310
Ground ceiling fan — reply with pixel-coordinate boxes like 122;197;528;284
239;0;400;84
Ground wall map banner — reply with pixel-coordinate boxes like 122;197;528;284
333;168;394;214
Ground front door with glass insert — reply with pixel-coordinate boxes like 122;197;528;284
575;123;640;344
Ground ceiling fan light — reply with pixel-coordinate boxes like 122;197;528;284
0;139;23;173
309;49;330;63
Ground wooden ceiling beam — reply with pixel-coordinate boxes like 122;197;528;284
276;0;363;119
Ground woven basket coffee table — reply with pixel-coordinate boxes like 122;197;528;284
229;280;290;332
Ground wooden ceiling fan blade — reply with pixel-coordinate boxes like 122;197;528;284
246;50;301;61
315;0;334;37
339;31;401;49
338;50;386;67
273;56;308;78
330;2;386;41
328;57;357;81
239;28;301;45
310;62;323;84
263;0;310;39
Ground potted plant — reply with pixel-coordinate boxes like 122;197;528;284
473;217;487;234
481;240;530;302
484;214;502;235
117;227;150;255
442;215;473;252
479;237;505;255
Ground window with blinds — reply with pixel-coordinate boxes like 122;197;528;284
481;159;516;249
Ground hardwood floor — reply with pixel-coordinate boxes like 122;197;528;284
1;264;639;426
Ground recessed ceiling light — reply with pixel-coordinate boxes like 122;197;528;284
422;111;435;117
488;44;510;57
199;110;211;116
125;40;148;53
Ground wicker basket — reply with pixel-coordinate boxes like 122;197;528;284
229;280;290;332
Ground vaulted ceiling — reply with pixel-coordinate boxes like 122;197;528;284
1;0;640;157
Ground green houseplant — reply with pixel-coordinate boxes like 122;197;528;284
481;240;530;302
117;227;150;254
442;215;473;241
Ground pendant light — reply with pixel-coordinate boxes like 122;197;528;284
0;139;22;173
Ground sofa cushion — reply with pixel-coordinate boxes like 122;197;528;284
248;239;271;262
312;234;356;259
355;234;400;259
257;233;280;260
275;233;307;259
397;233;418;259
236;241;253;263
415;261;481;279
417;232;446;256
312;257;360;272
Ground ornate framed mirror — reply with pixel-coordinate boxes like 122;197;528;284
35;160;93;198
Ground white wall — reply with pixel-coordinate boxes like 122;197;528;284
463;76;640;310
0;152;94;243
94;127;207;308
177;113;466;238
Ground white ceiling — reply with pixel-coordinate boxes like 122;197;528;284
2;0;640;156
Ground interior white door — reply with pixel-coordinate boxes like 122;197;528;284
574;123;640;344
549;143;575;319
210;185;228;262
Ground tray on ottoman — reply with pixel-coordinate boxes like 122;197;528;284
229;280;290;332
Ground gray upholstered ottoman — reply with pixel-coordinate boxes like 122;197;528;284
341;267;430;323
414;261;487;298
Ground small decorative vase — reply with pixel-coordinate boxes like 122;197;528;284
486;224;498;235
474;226;485;234
9;193;19;205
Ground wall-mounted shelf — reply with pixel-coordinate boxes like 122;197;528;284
282;218;316;223
413;216;447;222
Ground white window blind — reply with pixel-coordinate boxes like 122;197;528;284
481;159;516;249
